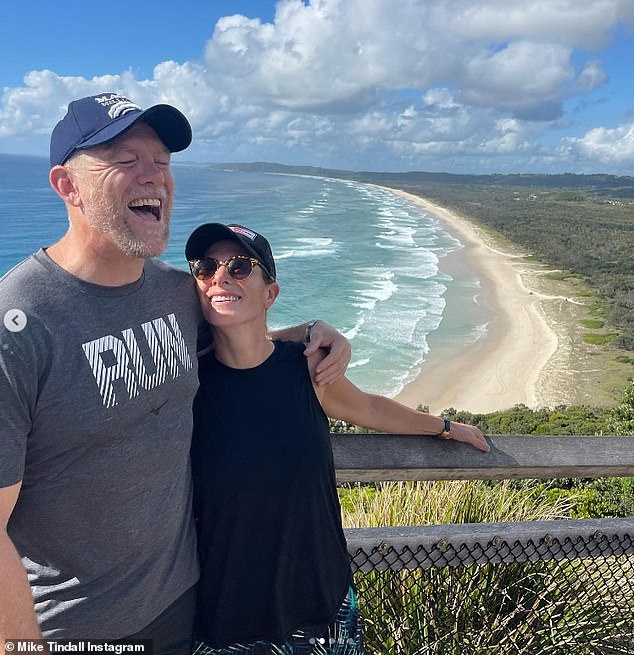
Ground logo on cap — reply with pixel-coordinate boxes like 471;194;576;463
92;94;141;120
230;226;258;241
108;101;141;119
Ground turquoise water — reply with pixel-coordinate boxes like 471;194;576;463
0;154;490;397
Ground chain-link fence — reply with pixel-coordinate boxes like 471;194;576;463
345;518;634;655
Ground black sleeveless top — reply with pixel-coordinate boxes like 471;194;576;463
192;340;351;647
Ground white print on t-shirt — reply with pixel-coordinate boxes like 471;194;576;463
81;313;193;408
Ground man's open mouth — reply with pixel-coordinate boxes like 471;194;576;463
128;198;161;220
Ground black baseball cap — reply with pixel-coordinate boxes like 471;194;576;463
50;93;192;167
185;223;276;281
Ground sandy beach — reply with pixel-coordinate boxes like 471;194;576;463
386;188;569;415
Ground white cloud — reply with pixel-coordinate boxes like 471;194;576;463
461;41;573;116
423;89;460;111
0;70;119;137
450;0;623;48
562;122;634;165
575;60;609;93
201;0;627;115
1;0;633;172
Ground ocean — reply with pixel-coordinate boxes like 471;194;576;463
0;153;490;398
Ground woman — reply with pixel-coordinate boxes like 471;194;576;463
186;223;489;655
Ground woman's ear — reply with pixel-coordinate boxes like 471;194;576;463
264;282;280;309
49;165;82;207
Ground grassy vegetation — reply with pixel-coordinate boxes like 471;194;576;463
580;319;605;329
339;479;580;528
583;332;618;345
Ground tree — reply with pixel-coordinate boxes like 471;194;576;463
607;379;634;435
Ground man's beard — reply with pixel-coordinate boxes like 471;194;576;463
82;185;172;258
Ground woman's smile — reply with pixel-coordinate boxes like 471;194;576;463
210;293;241;304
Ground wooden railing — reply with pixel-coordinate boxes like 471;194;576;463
331;433;634;481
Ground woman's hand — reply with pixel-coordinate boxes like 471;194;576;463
446;421;490;452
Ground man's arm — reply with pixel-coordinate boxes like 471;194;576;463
0;482;42;646
269;320;351;386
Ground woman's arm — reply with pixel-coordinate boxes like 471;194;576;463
311;355;489;452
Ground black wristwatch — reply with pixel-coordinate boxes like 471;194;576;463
305;319;318;343
437;418;452;439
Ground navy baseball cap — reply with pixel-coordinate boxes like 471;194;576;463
50;93;192;167
185;223;277;281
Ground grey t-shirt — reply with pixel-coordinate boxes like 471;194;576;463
0;250;201;637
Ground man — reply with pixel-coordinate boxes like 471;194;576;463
0;93;349;651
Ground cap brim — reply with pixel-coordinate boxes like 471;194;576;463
185;223;262;262
79;104;192;154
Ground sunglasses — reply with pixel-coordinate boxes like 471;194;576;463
188;255;268;281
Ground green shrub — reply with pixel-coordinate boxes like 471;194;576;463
580;319;604;329
583;333;617;345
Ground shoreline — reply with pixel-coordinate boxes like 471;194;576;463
382;188;562;414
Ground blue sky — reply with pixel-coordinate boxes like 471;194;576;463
1;0;633;174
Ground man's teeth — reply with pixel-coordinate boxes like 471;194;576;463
129;198;161;207
211;295;240;302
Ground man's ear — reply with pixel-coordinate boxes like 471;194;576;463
264;282;280;309
49;165;82;207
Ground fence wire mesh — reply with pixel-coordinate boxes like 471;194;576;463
346;521;634;655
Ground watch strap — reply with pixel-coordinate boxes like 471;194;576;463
438;418;451;439
305;319;318;343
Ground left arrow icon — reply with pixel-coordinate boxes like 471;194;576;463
4;309;27;332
